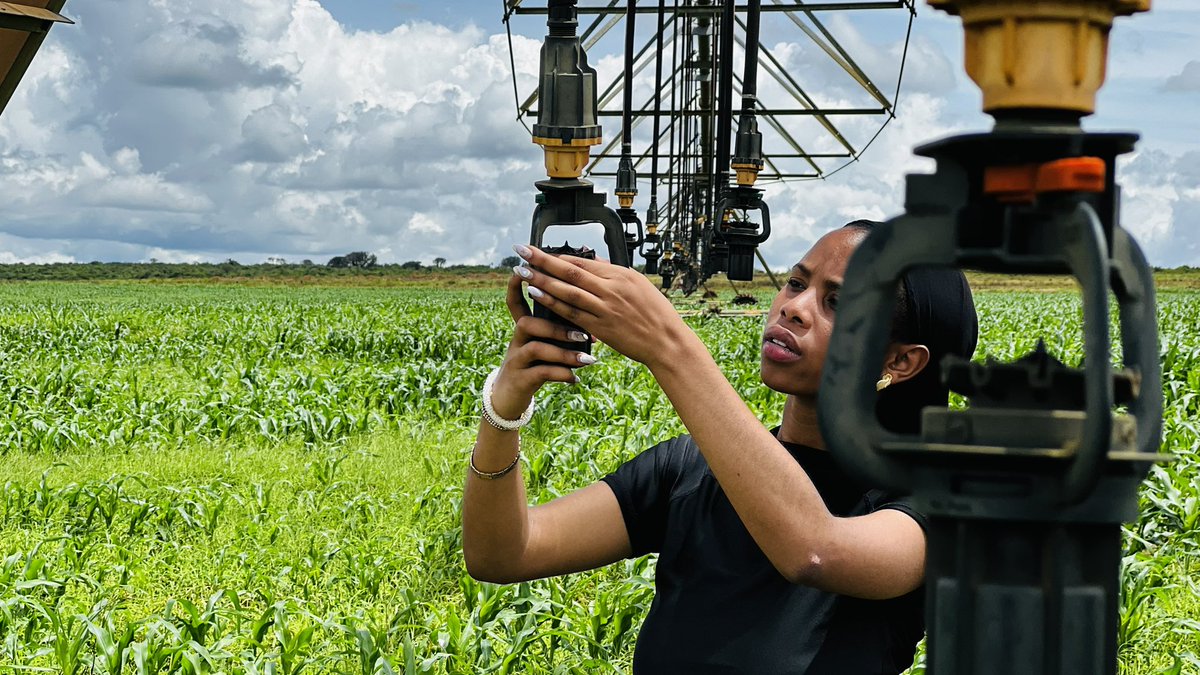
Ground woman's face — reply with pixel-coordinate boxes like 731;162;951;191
760;227;865;397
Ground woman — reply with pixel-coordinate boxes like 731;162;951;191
462;221;978;673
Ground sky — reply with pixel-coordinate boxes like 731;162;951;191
0;0;1196;268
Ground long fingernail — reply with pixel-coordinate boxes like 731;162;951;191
568;330;588;342
527;286;545;299
513;265;532;279
578;353;597;365
513;244;533;260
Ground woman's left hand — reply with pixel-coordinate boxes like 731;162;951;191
511;244;692;369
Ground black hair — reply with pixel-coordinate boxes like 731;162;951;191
842;221;910;344
840;220;979;434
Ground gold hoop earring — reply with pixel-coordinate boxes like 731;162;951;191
875;373;893;391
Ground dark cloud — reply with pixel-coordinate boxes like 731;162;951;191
132;22;296;92
1163;60;1200;92
236;104;308;163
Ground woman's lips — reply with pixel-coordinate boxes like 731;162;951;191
763;337;801;363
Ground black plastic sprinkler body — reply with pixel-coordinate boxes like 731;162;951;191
658;234;676;289
818;1;1163;672
530;0;631;354
643;197;661;274
712;186;770;281
531;0;603;179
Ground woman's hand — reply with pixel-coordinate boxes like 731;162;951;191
510;244;695;370
490;272;596;420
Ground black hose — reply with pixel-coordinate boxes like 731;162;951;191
713;0;735;219
650;0;667;199
742;0;760;109
622;0;636;156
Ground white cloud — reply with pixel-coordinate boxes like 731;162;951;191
0;249;76;265
1118;149;1200;268
0;0;1193;269
408;213;445;235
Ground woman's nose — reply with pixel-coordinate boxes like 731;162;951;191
780;290;814;325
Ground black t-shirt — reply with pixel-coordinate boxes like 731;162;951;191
600;434;925;674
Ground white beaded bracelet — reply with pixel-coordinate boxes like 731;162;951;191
481;368;535;431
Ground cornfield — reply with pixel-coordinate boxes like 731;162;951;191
0;282;1195;673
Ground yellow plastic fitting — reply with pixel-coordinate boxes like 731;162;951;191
616;192;636;208
533;135;601;179
928;0;1150;115
731;162;761;187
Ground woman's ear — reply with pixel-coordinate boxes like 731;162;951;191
881;343;931;386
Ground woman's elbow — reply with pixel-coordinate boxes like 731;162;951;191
463;545;500;582
463;547;526;584
779;552;924;599
779;551;828;587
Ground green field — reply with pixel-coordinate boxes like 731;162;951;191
0;282;1195;673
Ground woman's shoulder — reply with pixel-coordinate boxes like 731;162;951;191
863;489;928;531
643;433;705;471
631;434;710;498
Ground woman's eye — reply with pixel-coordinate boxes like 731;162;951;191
827;295;839;310
787;279;805;291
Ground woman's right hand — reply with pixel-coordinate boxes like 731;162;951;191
489;271;595;420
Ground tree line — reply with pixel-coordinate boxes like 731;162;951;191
0;252;519;281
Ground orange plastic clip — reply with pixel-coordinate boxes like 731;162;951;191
983;164;1039;203
983;157;1107;204
1035;157;1107;194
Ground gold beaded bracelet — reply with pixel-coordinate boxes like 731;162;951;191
469;443;522;480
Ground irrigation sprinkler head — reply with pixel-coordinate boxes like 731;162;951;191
709;186;770;282
532;0;602;179
814;4;1163;671
528;1;631;342
528;0;631;350
0;1;73;117
615;155;638;208
928;0;1150;122
641;200;661;274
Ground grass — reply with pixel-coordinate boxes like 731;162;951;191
0;282;1194;673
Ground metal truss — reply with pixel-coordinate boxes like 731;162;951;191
504;0;915;292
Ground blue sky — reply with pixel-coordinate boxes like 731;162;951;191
0;0;1196;267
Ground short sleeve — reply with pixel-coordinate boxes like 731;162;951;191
600;435;694;556
869;491;929;533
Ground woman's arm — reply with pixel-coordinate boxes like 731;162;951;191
461;275;632;583
647;333;925;599
511;246;925;599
